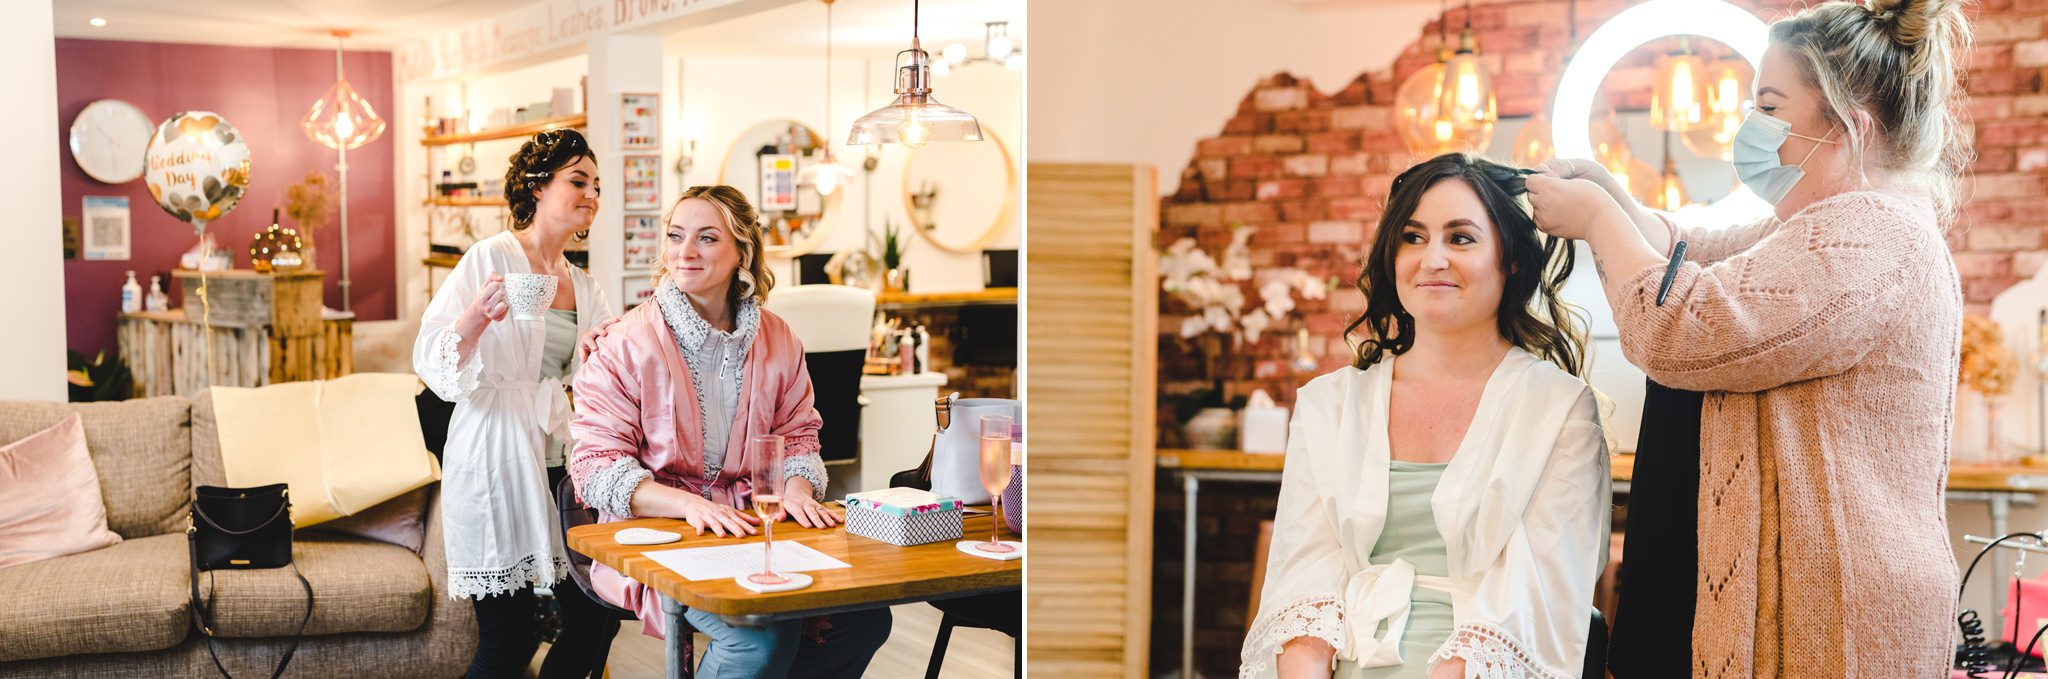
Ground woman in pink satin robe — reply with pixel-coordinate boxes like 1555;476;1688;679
568;185;889;678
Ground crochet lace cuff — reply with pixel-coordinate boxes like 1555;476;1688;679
424;329;483;401
1239;596;1344;679
1428;622;1570;679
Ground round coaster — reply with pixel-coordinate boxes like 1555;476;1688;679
736;571;813;593
956;540;1024;561
615;527;681;545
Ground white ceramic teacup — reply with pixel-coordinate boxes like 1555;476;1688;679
502;273;558;321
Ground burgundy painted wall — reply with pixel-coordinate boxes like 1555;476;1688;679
56;38;397;359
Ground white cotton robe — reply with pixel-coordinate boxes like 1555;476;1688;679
1240;347;1610;679
412;231;617;599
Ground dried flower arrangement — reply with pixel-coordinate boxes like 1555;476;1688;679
1961;315;2018;398
283;171;337;251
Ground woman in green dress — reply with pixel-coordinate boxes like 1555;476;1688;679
1241;154;1611;679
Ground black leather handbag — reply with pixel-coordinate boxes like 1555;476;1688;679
187;483;314;679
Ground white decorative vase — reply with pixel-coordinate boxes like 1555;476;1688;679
1183;408;1239;451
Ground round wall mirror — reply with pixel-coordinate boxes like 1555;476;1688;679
901;127;1016;254
69;99;154;184
717;119;837;257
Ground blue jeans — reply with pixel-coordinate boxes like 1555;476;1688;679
681;606;892;679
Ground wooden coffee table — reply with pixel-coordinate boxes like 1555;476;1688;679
566;508;1021;678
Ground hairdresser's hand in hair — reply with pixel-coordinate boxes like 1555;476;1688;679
1526;174;1629;241
1532;174;1670;287
1543;158;1672;252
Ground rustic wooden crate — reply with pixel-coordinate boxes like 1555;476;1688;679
118;308;355;398
173;270;323;334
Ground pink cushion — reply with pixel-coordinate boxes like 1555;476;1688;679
0;413;122;569
307;485;431;554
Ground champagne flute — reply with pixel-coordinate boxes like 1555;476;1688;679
977;415;1016;554
747;435;790;586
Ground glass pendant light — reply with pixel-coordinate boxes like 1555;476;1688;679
1435;0;1496;146
1512;0;1578;167
847;0;982;148
1651;37;1713;132
1682;52;1750;160
798;0;855;196
1513;103;1555;166
1591;94;1632;172
1657;131;1688;210
1395;0;1485;156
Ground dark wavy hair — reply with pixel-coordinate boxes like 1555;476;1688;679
504;128;598;239
1342;153;1588;377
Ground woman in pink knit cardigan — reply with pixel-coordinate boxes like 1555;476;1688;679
1526;0;1972;675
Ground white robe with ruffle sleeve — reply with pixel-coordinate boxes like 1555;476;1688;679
411;231;616;599
1241;347;1610;679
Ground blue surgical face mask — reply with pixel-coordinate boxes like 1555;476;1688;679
1731;110;1838;205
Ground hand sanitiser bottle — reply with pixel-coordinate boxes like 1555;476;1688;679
120;271;142;313
145;275;168;312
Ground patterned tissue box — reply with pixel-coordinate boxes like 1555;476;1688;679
843;488;964;547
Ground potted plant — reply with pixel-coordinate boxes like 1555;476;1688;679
1157;223;1326;449
66;350;133;402
870;218;911;294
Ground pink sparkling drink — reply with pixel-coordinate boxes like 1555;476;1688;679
978;415;1015;553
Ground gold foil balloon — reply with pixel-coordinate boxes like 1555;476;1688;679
145;111;251;233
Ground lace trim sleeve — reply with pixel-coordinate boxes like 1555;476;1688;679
424;328;484;402
1427;622;1571;679
1238;596;1344;679
783;453;828;501
584;456;653;519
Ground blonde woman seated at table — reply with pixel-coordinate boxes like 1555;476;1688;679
1241;154;1610;679
568;185;889;678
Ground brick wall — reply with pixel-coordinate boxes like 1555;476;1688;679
1153;0;2048;675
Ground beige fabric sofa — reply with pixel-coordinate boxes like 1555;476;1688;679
0;394;475;677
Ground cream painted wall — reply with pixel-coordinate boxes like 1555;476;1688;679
1027;0;1439;190
2;0;67;401
671;55;1021;294
389;47;1021;325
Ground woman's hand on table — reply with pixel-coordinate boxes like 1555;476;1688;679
780;477;840;528
676;493;760;537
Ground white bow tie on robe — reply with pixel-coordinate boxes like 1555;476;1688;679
1340;559;1477;668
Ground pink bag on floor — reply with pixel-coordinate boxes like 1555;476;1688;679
2003;575;2048;656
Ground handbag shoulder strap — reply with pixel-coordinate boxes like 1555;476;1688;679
187;515;314;679
191;500;293;536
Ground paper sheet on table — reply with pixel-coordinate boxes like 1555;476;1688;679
643;540;852;581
